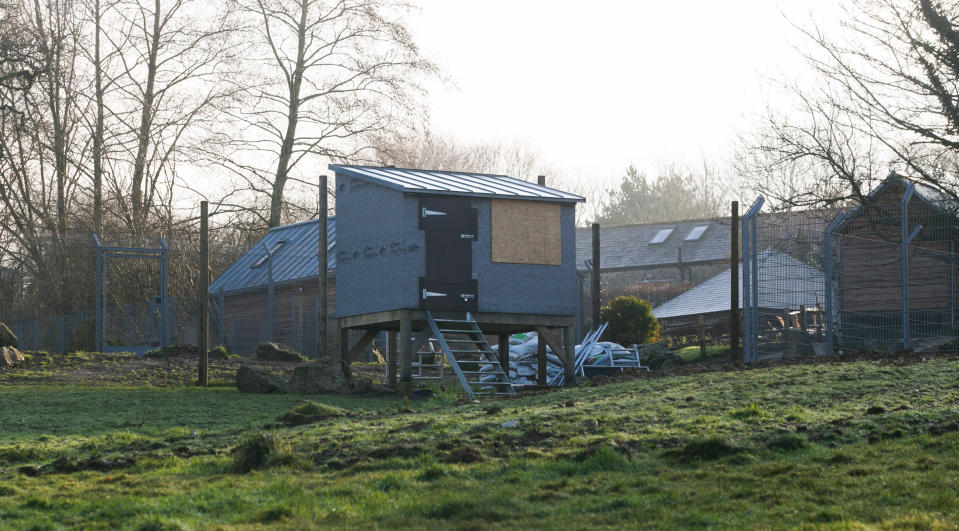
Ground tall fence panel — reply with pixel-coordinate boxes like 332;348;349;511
743;184;959;360
743;199;834;361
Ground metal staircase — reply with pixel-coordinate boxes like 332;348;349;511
426;311;516;397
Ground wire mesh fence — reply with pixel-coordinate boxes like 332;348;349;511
744;180;959;360
0;228;343;358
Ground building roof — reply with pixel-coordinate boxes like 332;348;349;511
652;250;824;320
576;219;730;272
209;218;334;294
329;164;585;203
835;172;959;231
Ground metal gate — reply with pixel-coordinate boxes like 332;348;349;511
92;234;170;355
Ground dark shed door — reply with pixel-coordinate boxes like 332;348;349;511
419;196;478;311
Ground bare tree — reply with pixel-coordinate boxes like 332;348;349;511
217;0;435;228
373;129;546;179
0;0;87;257
741;0;959;206
0;1;44;115
99;0;238;233
372;128;608;224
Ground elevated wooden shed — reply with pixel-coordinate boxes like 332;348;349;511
331;164;585;393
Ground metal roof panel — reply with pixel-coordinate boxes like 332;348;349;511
653;250;824;319
329;164;584;202
209;217;334;294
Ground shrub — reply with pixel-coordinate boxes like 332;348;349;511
600;296;659;346
208;345;230;359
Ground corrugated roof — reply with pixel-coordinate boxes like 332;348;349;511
653;250;824;320
576;219;730;271
209;217;334;294
329;164;585;203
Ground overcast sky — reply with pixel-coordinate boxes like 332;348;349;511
409;1;843;188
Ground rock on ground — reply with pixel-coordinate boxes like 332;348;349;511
1;346;25;367
255;342;307;362
289;356;351;393
145;344;200;358
235;365;288;394
0;322;17;348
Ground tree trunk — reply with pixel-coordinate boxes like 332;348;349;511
268;0;308;228
92;0;104;234
131;0;161;232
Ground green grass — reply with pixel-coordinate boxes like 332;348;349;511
675;344;731;362
2;355;959;528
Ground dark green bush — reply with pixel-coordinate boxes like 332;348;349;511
600;296;659;346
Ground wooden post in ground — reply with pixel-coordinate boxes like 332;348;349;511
730;201;741;362
592;223;601;330
388;331;398;389
540;173;552;385
398;310;412;395
563;325;575;383
317;174;328;358
537;329;547;386
698;314;706;361
498;333;509;376
198;200;209;387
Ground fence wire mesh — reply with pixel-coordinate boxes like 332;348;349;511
744;185;959;360
0;229;345;358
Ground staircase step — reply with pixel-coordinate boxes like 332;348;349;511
426;310;516;398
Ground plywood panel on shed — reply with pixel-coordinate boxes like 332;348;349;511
491;199;562;265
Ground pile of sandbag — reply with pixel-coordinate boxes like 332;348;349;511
489;332;564;386
487;331;649;386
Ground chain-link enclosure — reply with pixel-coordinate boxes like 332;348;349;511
744;175;959;360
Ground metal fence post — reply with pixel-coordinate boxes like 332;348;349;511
741;197;764;362
91;233;103;352
218;287;225;346
901;183;916;349
158;237;169;348
824;212;846;356
742;209;751;362
261;241;275;342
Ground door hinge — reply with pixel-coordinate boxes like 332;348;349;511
422;289;446;299
421;208;447;218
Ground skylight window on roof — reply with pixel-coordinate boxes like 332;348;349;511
685;225;709;241
251;240;287;269
650;228;673;244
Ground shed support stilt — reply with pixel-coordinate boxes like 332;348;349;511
498;333;509;376
537;329;547;386
564;325;575;383
387;331;398;389
399;310;413;395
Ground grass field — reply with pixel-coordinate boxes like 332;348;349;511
2;351;959;529
674;344;730;363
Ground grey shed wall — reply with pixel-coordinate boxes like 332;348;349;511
335;173;578;318
335;175;424;317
